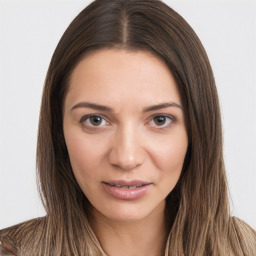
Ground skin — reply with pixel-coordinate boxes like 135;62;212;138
63;49;188;256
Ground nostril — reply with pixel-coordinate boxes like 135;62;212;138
108;150;144;171
111;161;141;171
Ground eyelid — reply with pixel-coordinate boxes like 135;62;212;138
79;113;176;130
80;114;110;127
147;114;176;129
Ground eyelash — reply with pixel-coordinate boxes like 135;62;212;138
148;114;175;129
80;114;176;130
80;114;110;129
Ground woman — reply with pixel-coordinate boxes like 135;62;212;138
0;0;255;255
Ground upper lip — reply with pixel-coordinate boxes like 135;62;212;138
103;180;152;186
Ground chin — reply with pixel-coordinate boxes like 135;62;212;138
92;200;166;223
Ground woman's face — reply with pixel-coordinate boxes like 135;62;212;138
63;49;188;222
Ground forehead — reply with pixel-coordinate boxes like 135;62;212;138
65;49;181;110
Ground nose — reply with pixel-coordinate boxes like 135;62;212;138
108;125;145;171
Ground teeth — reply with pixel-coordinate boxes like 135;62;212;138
106;183;145;188
111;184;143;189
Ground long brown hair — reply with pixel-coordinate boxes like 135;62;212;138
1;1;255;255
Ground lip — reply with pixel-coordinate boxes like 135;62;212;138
102;180;153;200
104;180;151;186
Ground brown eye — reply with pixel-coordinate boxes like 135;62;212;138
89;116;103;126
153;116;166;126
149;115;174;128
81;115;108;127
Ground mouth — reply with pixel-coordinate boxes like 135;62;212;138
102;180;152;189
102;180;153;200
104;183;148;189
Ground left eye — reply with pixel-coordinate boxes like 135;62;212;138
149;115;174;128
81;115;108;127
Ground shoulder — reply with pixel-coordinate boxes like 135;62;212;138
0;217;46;255
229;216;256;254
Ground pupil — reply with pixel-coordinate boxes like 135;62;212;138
154;116;166;125
90;116;102;126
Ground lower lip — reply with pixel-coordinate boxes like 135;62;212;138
102;183;152;200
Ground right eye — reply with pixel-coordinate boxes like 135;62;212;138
80;115;108;127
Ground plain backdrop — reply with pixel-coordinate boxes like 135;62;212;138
0;0;255;230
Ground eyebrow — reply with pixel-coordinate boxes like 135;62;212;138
71;101;183;112
142;102;183;112
71;102;113;112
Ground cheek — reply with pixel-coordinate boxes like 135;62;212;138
64;129;111;188
64;130;113;208
150;130;187;170
148;129;188;188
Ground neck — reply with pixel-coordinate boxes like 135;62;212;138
90;202;168;256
